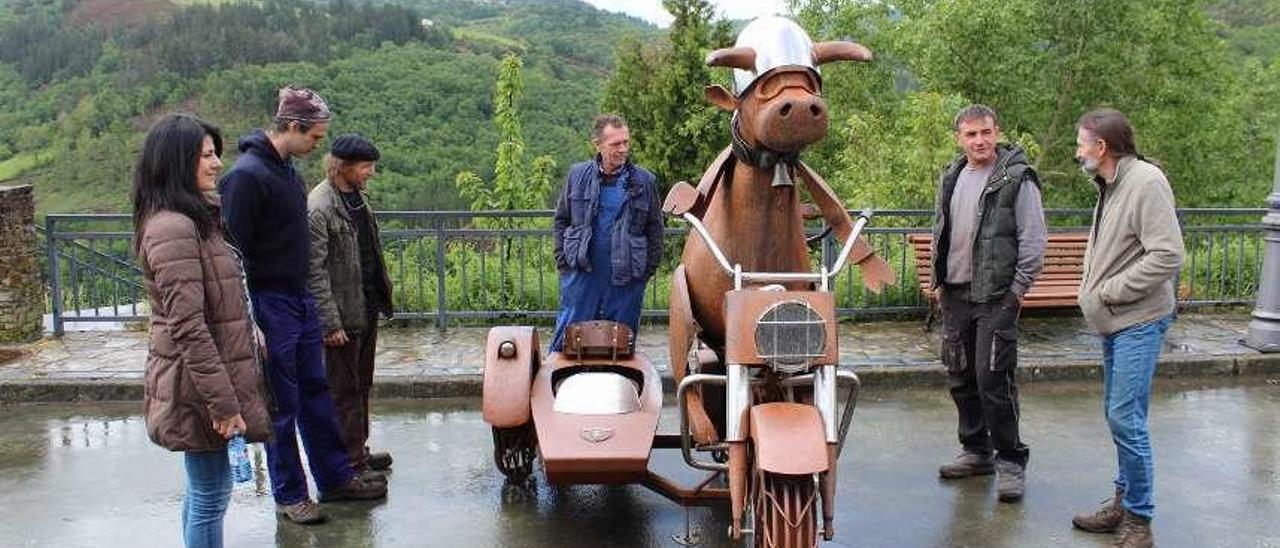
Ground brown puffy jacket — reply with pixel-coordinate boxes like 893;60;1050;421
139;210;271;451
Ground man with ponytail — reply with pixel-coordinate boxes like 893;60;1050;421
1070;108;1184;548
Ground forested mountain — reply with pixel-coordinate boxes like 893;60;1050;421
2;0;1276;215
0;0;657;213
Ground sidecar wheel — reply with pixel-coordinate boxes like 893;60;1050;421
492;423;537;479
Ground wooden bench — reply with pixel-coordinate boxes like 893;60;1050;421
907;233;1088;309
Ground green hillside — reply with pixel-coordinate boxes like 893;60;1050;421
0;0;657;214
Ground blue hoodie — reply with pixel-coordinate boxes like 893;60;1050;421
217;130;311;294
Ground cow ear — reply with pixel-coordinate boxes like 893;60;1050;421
704;85;737;112
706;46;756;70
812;41;873;65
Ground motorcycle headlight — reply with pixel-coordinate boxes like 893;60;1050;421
755;301;826;373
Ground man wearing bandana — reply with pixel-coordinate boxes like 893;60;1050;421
220;87;386;525
550;114;664;352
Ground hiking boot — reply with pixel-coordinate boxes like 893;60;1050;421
356;468;388;485
276;500;327;525
995;459;1025;502
368;451;393;471
938;451;995;479
318;476;388;503
1073;487;1124;533
1113;510;1153;548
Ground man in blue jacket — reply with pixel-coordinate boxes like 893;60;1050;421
219;86;385;525
550;114;663;352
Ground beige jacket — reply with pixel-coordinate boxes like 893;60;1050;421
1078;156;1185;335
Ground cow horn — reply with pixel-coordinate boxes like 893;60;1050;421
811;41;873;65
706;46;756;70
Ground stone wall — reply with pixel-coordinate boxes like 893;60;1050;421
0;185;43;342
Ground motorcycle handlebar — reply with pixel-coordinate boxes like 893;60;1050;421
679;211;871;285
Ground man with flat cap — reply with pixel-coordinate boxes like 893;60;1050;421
220;87;386;526
307;134;395;483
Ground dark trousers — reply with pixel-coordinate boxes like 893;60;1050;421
251;290;353;504
939;284;1029;466
325;320;377;471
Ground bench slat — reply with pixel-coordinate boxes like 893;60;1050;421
906;233;1087;310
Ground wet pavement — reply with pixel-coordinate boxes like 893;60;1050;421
0;377;1276;547
0;312;1272;391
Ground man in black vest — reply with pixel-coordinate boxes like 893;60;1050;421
930;104;1046;502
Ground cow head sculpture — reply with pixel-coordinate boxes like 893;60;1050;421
704;17;872;167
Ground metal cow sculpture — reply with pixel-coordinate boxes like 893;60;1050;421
481;16;899;548
665;17;897;446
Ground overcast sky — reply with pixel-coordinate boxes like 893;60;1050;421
581;0;791;27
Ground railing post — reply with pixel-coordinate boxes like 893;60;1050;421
821;221;836;271
435;219;447;331
46;215;63;336
1245;129;1280;352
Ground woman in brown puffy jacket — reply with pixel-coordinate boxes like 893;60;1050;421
132;113;271;548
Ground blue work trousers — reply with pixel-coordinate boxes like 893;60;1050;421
251;290;353;504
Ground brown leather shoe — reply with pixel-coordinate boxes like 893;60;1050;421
1073;487;1125;533
319;477;388;503
356;468;388;485
1113;510;1153;548
368;451;393;471
277;500;327;525
938;451;995;479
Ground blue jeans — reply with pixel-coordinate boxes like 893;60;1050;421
252;290;354;504
183;450;231;548
1101;314;1172;520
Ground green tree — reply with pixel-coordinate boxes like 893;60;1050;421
455;53;556;226
794;0;1271;208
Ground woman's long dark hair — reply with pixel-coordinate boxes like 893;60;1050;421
131;113;223;252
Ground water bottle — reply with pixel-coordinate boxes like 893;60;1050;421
228;433;252;484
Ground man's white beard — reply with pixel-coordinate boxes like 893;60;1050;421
1079;157;1100;177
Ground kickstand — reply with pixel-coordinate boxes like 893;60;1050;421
671;508;702;546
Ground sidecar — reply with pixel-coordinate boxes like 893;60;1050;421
481;321;662;484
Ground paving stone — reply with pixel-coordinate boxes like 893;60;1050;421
0;312;1275;402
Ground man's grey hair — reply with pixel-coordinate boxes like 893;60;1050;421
953;104;1000;131
591;114;627;141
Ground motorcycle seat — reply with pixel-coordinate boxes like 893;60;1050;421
562;320;633;360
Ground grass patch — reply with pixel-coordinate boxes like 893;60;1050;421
0;151;53;182
455;26;526;50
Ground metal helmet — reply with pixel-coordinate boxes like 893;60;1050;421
731;16;818;96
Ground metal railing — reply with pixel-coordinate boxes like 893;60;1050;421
43;208;1267;333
